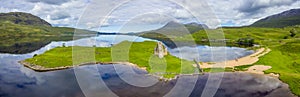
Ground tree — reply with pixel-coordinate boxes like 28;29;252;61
237;37;255;47
33;54;38;57
290;29;297;37
62;43;66;47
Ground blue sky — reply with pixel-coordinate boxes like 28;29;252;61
0;0;300;32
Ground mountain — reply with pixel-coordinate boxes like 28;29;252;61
0;12;96;54
0;12;51;27
138;21;208;40
154;21;208;34
138;21;208;48
0;12;96;37
184;22;209;33
250;9;300;28
141;21;208;36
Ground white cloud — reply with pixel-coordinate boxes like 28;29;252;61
0;0;300;30
0;0;88;27
25;0;71;5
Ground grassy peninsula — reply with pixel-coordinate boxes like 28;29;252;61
23;41;195;78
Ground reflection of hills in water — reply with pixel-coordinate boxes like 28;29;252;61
0;36;74;54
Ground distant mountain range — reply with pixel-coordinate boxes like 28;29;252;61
156;21;208;33
250;8;300;28
138;21;208;48
142;21;208;35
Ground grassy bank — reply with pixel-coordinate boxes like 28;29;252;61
24;41;195;78
254;40;300;96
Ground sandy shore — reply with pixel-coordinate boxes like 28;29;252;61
244;65;279;77
197;48;271;68
194;47;278;77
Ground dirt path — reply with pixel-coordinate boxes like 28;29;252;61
244;65;279;77
196;48;271;68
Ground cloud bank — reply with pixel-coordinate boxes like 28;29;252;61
0;0;300;31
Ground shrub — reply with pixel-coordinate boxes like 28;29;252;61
290;29;297;37
237;37;255;47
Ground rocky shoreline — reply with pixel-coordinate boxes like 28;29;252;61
19;61;146;72
19;60;184;81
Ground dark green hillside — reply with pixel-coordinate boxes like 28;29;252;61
0;12;51;27
184;22;208;33
0;12;96;54
0;12;96;36
250;9;300;28
138;21;208;48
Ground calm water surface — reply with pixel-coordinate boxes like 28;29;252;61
0;35;294;97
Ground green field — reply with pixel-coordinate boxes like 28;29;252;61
253;40;300;96
139;26;300;47
24;41;195;78
190;27;300;42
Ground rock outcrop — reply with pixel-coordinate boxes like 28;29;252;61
154;42;168;58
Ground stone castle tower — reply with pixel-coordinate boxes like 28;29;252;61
154;42;168;58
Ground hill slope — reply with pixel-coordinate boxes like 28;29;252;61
250;9;300;28
0;12;96;54
151;21;208;34
0;12;51;27
138;21;208;48
0;12;96;36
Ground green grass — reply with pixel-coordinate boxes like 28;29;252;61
0;21;96;37
254;40;300;96
233;65;254;71
188;27;300;95
140;26;300;47
24;41;195;78
203;68;234;72
190;27;293;42
250;15;300;28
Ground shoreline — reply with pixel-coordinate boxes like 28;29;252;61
199;47;271;68
19;47;273;79
19;61;147;72
196;47;279;77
